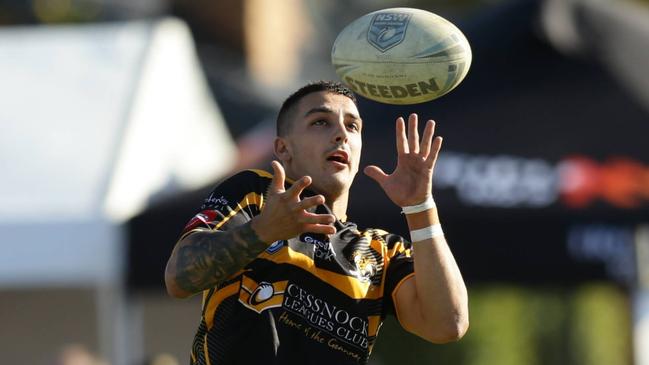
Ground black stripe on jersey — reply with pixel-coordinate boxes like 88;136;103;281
369;229;410;250
201;170;271;211
201;273;245;317
205;295;240;364
191;319;208;365
218;274;244;289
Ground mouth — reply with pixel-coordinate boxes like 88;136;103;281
326;150;350;167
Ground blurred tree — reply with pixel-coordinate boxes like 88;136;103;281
570;284;632;365
371;284;631;365
463;286;538;365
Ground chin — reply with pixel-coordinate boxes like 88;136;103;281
321;173;354;196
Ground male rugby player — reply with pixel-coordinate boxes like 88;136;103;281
165;81;468;364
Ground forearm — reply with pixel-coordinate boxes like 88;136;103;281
406;207;469;337
165;220;268;298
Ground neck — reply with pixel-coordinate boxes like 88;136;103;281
282;166;351;220
325;189;349;221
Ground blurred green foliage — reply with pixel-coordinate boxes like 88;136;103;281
371;284;631;365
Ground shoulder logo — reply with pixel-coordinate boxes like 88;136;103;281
367;12;412;52
266;240;285;254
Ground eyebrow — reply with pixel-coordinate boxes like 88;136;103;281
304;106;362;122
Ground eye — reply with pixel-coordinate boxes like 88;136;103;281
312;119;328;126
347;122;360;132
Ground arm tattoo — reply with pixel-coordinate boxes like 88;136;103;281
174;222;267;293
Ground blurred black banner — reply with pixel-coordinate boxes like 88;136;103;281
128;0;648;291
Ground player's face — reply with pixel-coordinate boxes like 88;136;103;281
276;91;363;198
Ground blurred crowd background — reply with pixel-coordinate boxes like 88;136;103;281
1;0;648;364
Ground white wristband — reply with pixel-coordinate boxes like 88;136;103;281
410;224;444;242
401;196;436;215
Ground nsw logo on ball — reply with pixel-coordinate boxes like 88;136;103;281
367;12;411;52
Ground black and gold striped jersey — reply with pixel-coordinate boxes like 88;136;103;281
180;169;414;365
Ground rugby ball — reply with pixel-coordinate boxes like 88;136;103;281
331;8;472;105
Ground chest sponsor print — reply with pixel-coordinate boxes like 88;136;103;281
282;282;369;350
302;234;337;261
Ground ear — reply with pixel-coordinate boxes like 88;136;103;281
273;136;292;163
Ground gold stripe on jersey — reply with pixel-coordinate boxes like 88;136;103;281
258;245;383;300
387;239;409;258
365;229;403;264
203;333;212;365
369;236;385;254
213;192;265;231
248;169;274;179
205;281;239;330
390;272;416;329
202;290;209;309
367;315;382;338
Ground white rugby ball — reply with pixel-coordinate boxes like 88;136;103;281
332;8;472;105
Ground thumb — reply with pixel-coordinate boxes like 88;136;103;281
364;165;388;185
269;161;286;194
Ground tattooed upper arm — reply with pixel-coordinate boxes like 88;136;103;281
166;221;267;297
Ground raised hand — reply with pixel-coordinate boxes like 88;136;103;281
251;161;337;243
364;114;443;207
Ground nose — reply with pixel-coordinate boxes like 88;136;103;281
332;120;349;145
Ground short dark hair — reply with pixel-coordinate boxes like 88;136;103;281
276;81;357;136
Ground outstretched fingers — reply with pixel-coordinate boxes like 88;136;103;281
269;161;286;194
296;194;326;212
286;180;335;226
397;114;435;157
286;175;312;200
363;165;389;186
299;199;336;234
425;136;443;168
301;210;336;225
304;223;337;235
419;119;436;159
396;117;408;155
407;113;420;154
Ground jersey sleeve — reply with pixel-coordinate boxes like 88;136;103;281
179;169;272;238
381;232;414;319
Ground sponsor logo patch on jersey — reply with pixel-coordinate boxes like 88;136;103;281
266;240;286;254
239;276;288;314
350;250;378;283
302;234;336;261
202;193;229;209
183;210;218;232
